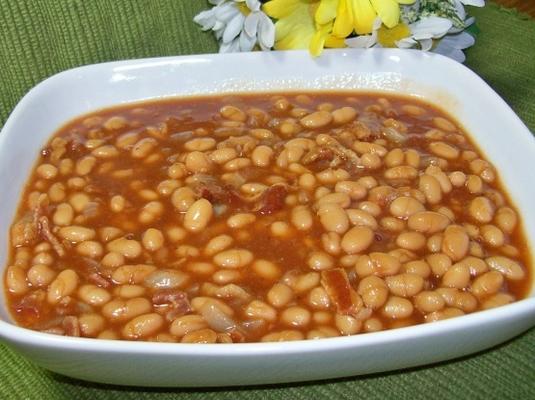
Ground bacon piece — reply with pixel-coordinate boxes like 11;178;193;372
14;290;46;323
321;268;361;315
153;289;192;321
62;316;80;337
302;146;334;165
79;257;111;288
38;216;66;257
255;184;287;215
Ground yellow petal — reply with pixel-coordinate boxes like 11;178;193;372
332;0;354;38
325;35;347;48
315;0;339;25
396;0;415;4
370;0;400;28
377;22;410;47
272;2;317;50
263;0;301;19
351;0;377;34
309;23;331;56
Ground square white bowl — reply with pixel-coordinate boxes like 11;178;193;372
0;49;534;387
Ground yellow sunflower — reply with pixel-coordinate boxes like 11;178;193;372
264;0;414;56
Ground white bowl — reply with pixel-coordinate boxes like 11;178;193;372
0;49;534;387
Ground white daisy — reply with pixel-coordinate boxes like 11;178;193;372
194;0;275;53
396;16;453;52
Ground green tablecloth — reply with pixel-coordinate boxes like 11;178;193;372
0;1;534;398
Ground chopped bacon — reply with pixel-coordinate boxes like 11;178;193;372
302;146;334;165
153;289;192;321
62;316;80;337
321;268;361;315
79;257;111;288
255;184;287;215
14;290;46;323
38;216;65;257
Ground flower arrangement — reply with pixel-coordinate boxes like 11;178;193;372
194;0;485;62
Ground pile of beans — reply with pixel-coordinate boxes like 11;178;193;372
4;92;531;343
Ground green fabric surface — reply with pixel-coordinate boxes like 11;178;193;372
0;0;534;398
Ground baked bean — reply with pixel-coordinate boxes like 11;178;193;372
170;315;208;337
252;259;281;281
184;199;213;232
389;197;425;219
357;276;388;309
58;226;96;243
107;237;142;259
419;174;442;204
93;145;119;158
480;224;504;247
495;207;517;234
307;251;334;271
441;225;469;261
433;117;456;132
321;232;341;255
114;285;146;299
27;264;56;287
267;283;294;308
261;330;304;342
112;264;156;284
332;106;357;125
78;284;112;306
386;273;424;297
355;252;401;277
486;256;525;280
425;307;464;322
74;156;97;176
384;166;418;180
385;148;404;167
141;228;164;252
101;251;125;268
426;253;452;277
396;231;426;251
318;203;349;234
414;291;445;313
110;195;126;213
380;217;405;232
382;296;413;319
442;262;471;289
291;205;313;231
469;196;495;223
481;293;514;310
69;192;90;212
227;213;255;229
346;209;378;230
6;266;28;295
53;203;74;226
213;249;253;268
122;313;164;339
47;269;79;304
429;141;459;159
300;111;332;129
102;297;152;322
270;221;291;237
408;211;450;234
402;260;431;278
36;163;58;180
131;138;157;159
76;241;103;258
335;314;362;335
341;226;374;254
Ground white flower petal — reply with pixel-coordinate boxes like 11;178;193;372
244;12;260;37
246;0;261;12
396;38;417;48
193;10;216;30
420;38;433;51
439;32;475;49
410;17;453;39
209;0;226;5
215;3;239;21
452;0;466;22
257;13;275;49
239;31;257;51
461;0;485;7
433;42;466;63
222;13;245;43
220;38;241;53
345;34;377;48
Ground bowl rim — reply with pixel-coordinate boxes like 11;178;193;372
1;48;534;356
